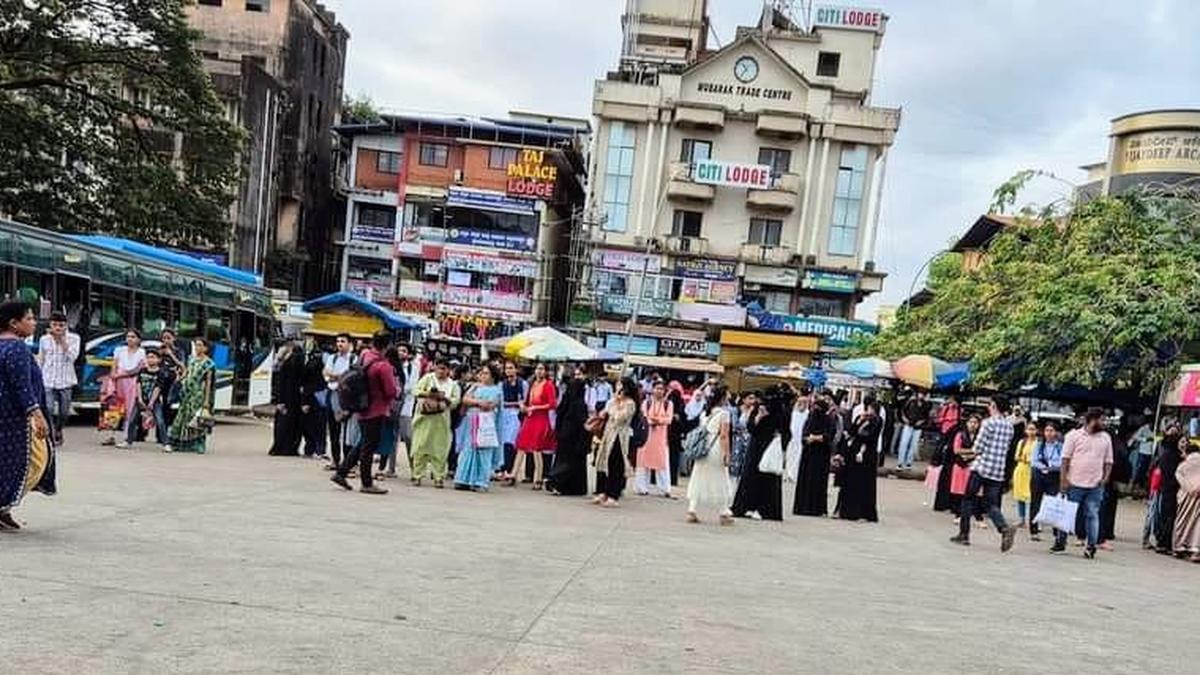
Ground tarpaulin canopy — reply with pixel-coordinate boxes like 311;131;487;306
301;292;424;335
626;354;724;374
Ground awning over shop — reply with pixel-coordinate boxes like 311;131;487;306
302;292;425;337
625;354;724;374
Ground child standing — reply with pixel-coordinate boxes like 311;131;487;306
118;350;167;449
1011;422;1037;527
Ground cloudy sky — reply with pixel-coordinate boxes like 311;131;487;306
322;0;1199;318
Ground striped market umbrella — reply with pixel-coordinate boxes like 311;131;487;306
892;355;970;390
492;327;621;363
830;357;895;380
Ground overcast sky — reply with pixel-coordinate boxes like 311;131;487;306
322;0;1199;319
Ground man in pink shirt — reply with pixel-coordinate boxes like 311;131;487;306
1052;408;1113;558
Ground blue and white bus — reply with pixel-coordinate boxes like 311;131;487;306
0;219;276;410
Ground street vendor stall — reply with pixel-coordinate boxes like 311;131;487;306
301;292;424;339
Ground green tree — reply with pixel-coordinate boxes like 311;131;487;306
861;176;1200;394
0;0;241;248
342;93;381;124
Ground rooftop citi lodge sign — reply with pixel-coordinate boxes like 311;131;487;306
693;159;773;189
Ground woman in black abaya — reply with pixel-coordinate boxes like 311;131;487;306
730;392;784;521
835;402;883;522
546;370;590;496
793;397;835;516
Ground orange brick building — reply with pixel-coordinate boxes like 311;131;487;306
334;112;589;351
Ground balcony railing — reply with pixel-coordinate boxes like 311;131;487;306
664;234;709;255
747;172;802;211
665;161;715;202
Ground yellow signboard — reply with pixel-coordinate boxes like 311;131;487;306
1113;130;1200;175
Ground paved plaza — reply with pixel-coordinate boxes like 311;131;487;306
3;419;1198;674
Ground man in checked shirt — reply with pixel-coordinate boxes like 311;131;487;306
951;395;1018;552
36;311;80;448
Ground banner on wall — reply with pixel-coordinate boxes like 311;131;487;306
446;186;536;215
604;334;659;356
675;258;737;281
444;228;536;252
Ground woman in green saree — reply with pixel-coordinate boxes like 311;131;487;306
167;338;216;454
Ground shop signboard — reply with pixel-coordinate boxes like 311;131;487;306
675;258;737;281
445;228;536;252
396;279;441;302
802;270;857;294
600;295;674;318
604;334;659;356
394;297;435;315
592;248;662;273
346;278;393;301
745;303;877;348
1114;129;1200;175
442;248;538;277
679;279;739;305
693;159;772;189
745;264;799;287
506;149;558;199
350;223;396;244
345;240;394;260
659;337;710;358
440;286;532;314
812;4;885;33
446;186;536;215
674;301;747;327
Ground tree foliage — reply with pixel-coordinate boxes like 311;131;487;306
0;0;241;247
861;175;1200;394
342;93;381;124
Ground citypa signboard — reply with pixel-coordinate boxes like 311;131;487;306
506;149;558;200
812;5;885;33
693;159;772;189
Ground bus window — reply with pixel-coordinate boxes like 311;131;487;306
178;301;201;338
205;308;232;344
15;267;50;305
92;285;130;333
137;293;170;337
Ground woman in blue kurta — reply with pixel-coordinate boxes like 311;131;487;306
497;361;527;476
0;301;52;530
453;363;503;491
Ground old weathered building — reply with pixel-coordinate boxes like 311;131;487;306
187;0;348;296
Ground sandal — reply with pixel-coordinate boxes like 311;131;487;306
591;495;606;505
719;514;735;526
532;481;543;491
685;512;700;524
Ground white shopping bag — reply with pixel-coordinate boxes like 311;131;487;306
758;435;785;476
1034;494;1078;533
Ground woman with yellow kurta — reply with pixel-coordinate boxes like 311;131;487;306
1011;422;1037;528
634;380;673;497
411;358;461;488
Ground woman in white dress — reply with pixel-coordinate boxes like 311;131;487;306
785;394;810;483
686;384;734;526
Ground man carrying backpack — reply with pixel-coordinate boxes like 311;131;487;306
331;332;397;495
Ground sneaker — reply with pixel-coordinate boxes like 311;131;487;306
160;445;172;453
1050;542;1067;554
949;535;970;546
360;485;389;495
115;441;130;449
330;475;352;491
1084;546;1097;559
1000;526;1016;553
748;511;763;521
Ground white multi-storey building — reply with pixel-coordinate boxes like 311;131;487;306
577;1;900;364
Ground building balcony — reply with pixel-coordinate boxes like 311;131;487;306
756;112;808;138
746;172;802;212
664;234;709;256
665;161;715;202
592;79;661;122
739;243;792;266
825;103;903;145
673;104;724;129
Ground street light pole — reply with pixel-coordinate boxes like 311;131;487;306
903;248;949;316
619;235;657;376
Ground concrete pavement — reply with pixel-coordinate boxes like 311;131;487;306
3;419;1198;674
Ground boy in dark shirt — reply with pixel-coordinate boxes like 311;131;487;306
120;350;168;449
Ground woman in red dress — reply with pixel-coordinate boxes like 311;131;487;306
511;363;557;489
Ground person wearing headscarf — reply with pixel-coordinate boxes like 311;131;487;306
793;394;835;517
835;401;883;522
268;340;305;456
666;381;687;487
547;367;590;496
1155;433;1187;554
594;377;637;507
731;389;785;521
1172;440;1200;561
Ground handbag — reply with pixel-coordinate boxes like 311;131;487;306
141;409;157;431
1034;494;1079;533
473;410;500;448
584;414;605;436
758;435;785;476
188;407;216;432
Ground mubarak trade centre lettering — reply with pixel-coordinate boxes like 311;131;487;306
697;81;793;101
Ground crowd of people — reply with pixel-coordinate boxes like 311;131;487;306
266;330;893;529
5;305;1200;561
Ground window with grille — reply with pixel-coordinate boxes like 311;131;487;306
817;51;841;77
375;151;402;175
748;218;782;247
671;210;703;238
680;138;712;165
488;146;518;170
419;143;449;167
757;147;792;182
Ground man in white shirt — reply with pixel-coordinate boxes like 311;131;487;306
36;311;80;447
321;333;356;469
585;374;613;413
394;343;423;474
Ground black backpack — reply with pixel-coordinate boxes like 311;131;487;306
337;357;371;413
630;405;649;450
